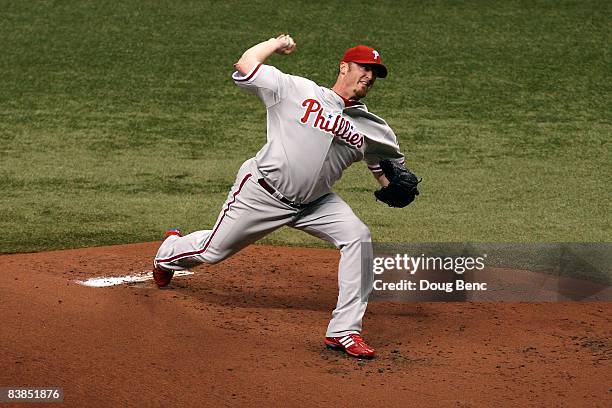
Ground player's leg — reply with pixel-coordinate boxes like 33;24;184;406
289;193;373;337
154;159;295;271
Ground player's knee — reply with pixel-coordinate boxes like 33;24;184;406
201;250;227;265
203;256;221;265
348;221;371;243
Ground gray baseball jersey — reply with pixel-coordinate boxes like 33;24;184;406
154;63;406;337
232;63;404;204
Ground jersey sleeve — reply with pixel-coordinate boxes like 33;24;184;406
364;128;405;177
231;63;291;108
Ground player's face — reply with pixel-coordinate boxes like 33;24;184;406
347;62;377;99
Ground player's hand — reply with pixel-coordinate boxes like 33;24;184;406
273;34;296;55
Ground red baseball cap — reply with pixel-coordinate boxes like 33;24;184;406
341;45;388;78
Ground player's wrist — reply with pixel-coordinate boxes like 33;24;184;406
271;34;295;55
268;37;282;50
270;37;286;53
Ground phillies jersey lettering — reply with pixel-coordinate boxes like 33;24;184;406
300;99;364;149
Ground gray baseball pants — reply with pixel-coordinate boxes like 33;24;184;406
154;158;373;337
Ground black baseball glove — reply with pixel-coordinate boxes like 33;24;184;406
374;159;421;208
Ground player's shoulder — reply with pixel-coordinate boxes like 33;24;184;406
284;70;319;88
265;64;320;88
344;103;389;126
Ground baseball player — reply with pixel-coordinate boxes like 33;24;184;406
153;34;420;359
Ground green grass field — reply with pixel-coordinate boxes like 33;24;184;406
0;1;610;253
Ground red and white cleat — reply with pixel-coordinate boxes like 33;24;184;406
324;333;376;359
161;229;182;240
152;229;182;288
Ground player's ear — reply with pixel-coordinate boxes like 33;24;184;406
339;61;349;75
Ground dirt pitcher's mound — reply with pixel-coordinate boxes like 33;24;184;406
1;243;610;407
